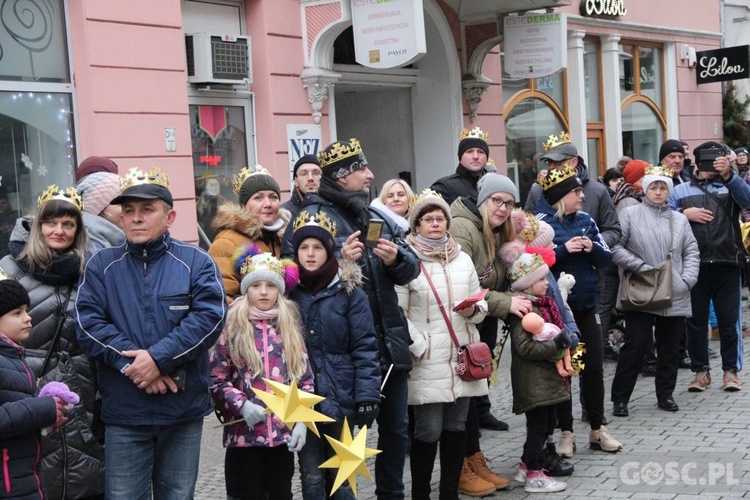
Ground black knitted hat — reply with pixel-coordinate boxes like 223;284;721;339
238;174;281;207
0;278;30;319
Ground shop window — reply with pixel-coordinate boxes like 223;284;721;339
190;104;249;249
0;1;75;257
621;101;664;163
584;40;602;122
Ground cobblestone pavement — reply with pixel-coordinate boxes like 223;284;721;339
196;336;750;499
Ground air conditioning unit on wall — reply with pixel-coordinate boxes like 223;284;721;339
185;33;252;85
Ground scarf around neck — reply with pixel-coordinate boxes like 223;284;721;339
318;177;372;229
407;232;459;264
299;257;339;294
249;307;279;323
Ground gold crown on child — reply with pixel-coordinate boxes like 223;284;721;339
543;131;571;152
508;253;546;283
239;252;285;280
292;210;337;237
317;138;363;169
539;164;577;191
647;164;674;178
233;165;271;196
460;127;490;142
38;185;84;212
120;167;170;192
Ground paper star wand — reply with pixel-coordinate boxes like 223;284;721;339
251;378;334;436
570;342;586;376
319;417;381;496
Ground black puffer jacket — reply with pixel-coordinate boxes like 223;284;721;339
281;193;420;371
0;218;104;499
0;335;57;499
430;164;486;206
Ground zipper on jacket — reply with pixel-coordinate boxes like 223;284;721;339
143;248;148;276
3;448;10;493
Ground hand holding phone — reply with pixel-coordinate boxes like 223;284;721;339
365;219;385;248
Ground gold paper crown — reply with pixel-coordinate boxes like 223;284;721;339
647;164;674;178
542;131;571;152
518;213;541;243
408;188;444;213
239;252;284;280
232;165;271;197
292;210;337;237
38;185;84;212
507;253;545;284
120;167;170;193
0;267;10;281
317;138;363;169
539;163;577;191
460;127;490;142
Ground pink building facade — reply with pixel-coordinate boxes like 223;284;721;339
0;0;727;243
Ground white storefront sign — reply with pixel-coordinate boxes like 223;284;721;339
286;124;322;182
351;0;426;69
503;13;567;79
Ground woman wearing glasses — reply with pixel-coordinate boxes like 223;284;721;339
535;165;624;453
396;189;490;499
449;173;526;495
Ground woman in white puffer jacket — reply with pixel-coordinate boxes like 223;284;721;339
396;190;489;500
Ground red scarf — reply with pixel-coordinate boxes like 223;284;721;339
536;295;563;329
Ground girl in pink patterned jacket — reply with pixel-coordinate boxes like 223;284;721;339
210;247;314;500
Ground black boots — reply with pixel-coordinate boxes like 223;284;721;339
439;431;467;500
411;438;438;500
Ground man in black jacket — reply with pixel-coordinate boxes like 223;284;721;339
281;154;321;215
282;138;420;499
431;127;491;205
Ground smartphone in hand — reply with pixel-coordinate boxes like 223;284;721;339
365;219;385;248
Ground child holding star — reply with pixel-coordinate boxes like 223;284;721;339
210;246;314;500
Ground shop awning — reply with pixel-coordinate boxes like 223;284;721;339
444;0;571;22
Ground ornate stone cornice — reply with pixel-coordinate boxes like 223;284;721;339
461;75;491;123
301;68;341;124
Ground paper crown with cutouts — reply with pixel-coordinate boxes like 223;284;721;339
543;131;572;152
460;127;490;143
458;127;490;159
642;163;675;194
233;165;272;197
317;138;364;170
408;189;451;234
646;164;674;178
292;210;337;237
112;167;173;207
291;211;337;257
38;185;84;212
234;244;299;295
540;163;581;206
507;252;549;292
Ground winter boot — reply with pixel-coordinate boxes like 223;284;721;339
458;460;497;497
438;431;466;500
466;451;510;490
539;443;574;476
410;438;438;500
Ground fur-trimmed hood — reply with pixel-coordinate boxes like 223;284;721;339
210;202;291;239
337;257;363;294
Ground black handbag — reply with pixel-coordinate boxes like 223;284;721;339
619;214;673;311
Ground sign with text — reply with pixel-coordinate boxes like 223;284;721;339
351;0;426;69
503;13;567;79
287;124;322;182
580;0;627;18
696;45;750;85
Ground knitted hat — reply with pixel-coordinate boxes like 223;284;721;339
291;211;337;258
642;165;674;194
693;141;724;162
623;160;649;187
235;166;281;207
476;174;519;207
408;189;451;234
75;156;119;182
507;252;549;292
293;155;320;178
318;139;368;180
0;276;30;319
510;210;554;248
234;245;299;295
540;164;581;206
658;139;685;162
736;147;749;156
458;127;490;160
77;172;122;215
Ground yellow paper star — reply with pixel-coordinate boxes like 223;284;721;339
570;342;586;375
319;417;381;496
251;378;334;437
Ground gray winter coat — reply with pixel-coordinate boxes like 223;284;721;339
611;199;700;317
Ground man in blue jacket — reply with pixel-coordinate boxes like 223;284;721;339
75;168;226;499
669;142;750;393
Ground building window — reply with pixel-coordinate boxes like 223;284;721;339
0;0;75;247
620;41;665;162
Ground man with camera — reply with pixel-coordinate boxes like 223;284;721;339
281;138;420;499
669;141;750;393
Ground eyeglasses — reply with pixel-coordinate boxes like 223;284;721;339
488;197;515;209
419;216;447;224
297;170;322;178
572;187;583;195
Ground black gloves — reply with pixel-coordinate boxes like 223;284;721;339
554;332;572;351
357;401;380;427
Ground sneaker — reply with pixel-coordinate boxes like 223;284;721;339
589;425;623;452
466;451;510;490
723;370;742;392
557;431;576;458
524;470;567;493
513;462;528;483
458;460;497;497
540;445;574;476
688;371;712;392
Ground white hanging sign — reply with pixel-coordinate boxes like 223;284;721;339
503;13;567;79
351;0;426;69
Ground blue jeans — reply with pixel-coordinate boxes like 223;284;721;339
105;419;203;500
375;369;409;499
298;421;356;500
